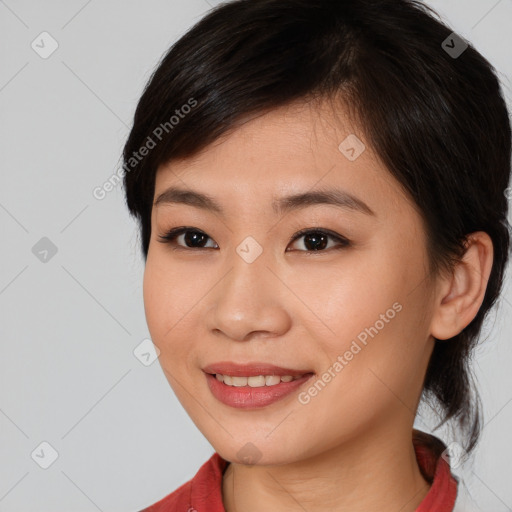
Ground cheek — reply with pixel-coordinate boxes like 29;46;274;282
142;260;165;340
142;257;183;351
142;255;208;371
297;246;429;372
289;251;399;340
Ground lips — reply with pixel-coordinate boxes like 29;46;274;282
202;361;313;377
204;371;315;409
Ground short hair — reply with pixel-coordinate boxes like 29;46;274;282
122;0;512;455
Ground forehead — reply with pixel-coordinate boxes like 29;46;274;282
153;100;413;218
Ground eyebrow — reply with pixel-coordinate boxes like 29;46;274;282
154;185;375;217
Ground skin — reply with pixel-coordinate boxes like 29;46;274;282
143;99;494;512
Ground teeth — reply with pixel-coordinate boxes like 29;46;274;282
265;375;281;386
215;374;304;387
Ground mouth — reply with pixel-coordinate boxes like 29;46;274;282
202;362;315;409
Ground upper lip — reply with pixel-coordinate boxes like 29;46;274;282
202;362;314;377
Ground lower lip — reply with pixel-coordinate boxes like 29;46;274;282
205;372;315;409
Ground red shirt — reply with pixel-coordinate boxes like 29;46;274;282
140;432;458;512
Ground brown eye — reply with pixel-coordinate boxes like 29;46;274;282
158;227;218;249
287;228;350;252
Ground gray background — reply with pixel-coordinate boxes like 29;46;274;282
0;1;511;511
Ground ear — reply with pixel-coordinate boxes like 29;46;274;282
430;231;494;341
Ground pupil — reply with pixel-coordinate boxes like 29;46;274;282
185;231;207;247
305;232;327;251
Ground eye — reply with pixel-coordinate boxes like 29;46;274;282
287;228;350;252
158;226;351;253
157;227;218;249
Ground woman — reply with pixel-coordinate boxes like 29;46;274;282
122;0;511;510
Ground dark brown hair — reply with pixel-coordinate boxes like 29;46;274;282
122;0;512;455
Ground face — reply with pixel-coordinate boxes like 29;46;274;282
143;100;437;466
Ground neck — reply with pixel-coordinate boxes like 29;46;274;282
222;426;431;512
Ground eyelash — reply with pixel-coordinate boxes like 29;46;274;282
157;226;351;253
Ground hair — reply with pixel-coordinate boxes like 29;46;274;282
122;0;512;456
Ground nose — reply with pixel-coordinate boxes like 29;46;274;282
205;250;292;342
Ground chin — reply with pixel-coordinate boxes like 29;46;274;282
211;436;309;467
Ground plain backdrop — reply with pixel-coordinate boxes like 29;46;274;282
0;1;511;511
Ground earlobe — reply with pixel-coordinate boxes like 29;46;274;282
430;232;494;341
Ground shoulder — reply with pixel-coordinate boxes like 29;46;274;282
138;452;229;512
